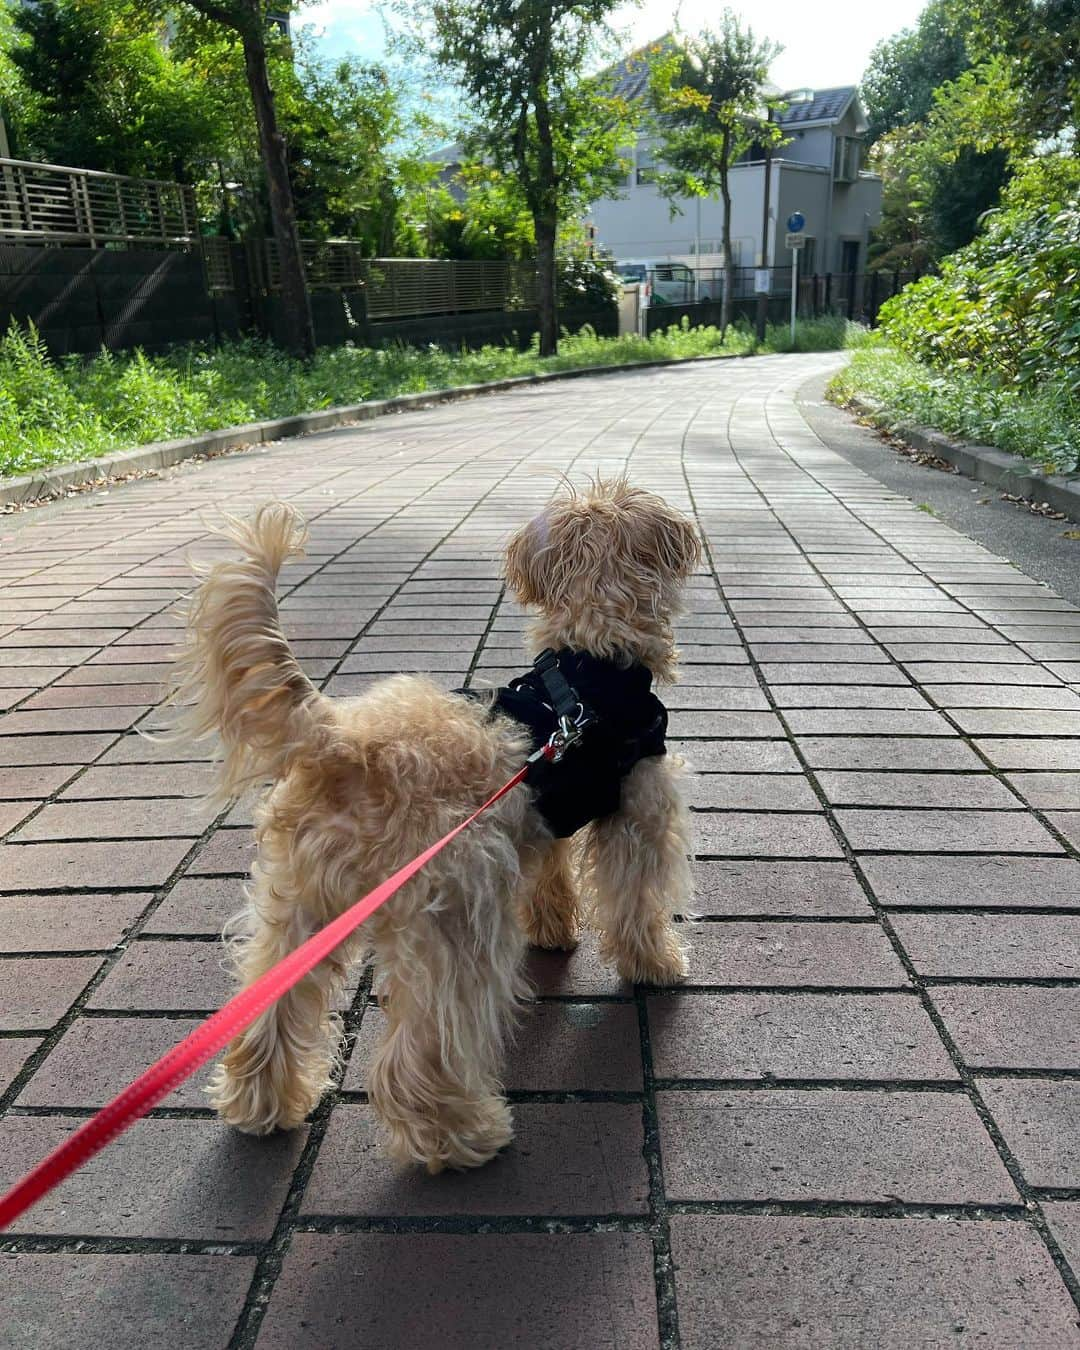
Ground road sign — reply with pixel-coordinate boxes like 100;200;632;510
787;211;805;233
785;233;806;250
754;268;770;294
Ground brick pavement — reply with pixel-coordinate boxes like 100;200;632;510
2;351;1080;1347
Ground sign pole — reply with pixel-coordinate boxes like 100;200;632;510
790;245;798;347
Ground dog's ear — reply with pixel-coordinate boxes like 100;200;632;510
648;503;702;582
504;512;552;605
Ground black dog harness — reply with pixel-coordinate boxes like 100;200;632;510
464;648;668;838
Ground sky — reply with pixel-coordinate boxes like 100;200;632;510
300;0;930;90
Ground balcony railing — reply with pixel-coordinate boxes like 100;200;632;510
0;158;198;247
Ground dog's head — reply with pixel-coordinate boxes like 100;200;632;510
504;478;701;679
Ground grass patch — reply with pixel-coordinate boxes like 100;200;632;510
0;315;861;480
830;339;1080;474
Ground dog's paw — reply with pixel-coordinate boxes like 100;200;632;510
609;931;689;987
382;1094;514;1174
524;912;580;952
207;1062;320;1135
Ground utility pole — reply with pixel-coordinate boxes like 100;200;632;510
754;107;773;343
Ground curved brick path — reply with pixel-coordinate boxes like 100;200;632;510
2;352;1080;1347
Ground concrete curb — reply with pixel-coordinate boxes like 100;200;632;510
845;394;1080;523
0;349;754;509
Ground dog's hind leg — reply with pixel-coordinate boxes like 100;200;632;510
366;844;528;1173
583;755;691;986
518;836;580;951
208;872;350;1135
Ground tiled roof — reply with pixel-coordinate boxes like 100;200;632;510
606;38;856;126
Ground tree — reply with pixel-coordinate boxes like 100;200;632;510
648;19;782;336
861;0;969;146
421;1;633;356
955;0;1080;143
8;0;223;179
179;0;315;357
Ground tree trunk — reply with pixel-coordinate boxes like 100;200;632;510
534;213;558;358
240;19;315;358
720;157;734;339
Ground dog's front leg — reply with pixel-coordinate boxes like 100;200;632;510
584;755;691;986
518;836;580;950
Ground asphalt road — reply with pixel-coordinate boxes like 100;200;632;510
798;371;1080;610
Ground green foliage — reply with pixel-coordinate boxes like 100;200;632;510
8;0;222;179
831;340;1080;471
861;0;969;145
0;317;857;480
877;196;1080;396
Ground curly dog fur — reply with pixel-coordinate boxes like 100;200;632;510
163;478;700;1172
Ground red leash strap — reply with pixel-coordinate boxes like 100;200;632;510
0;759;537;1232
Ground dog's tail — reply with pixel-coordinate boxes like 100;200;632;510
163;502;334;803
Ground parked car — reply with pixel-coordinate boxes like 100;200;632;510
614;260;711;304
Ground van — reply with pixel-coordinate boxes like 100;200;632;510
613;260;714;304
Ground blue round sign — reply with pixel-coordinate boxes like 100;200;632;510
787;212;805;233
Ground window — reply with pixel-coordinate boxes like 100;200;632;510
833;136;861;183
636;145;658;185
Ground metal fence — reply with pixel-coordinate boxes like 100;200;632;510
0;157;198;248
641;265;925;326
237;241;540;318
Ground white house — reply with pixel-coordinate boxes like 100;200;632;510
590;79;883;280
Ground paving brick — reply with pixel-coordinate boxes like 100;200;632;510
893;913;1080;978
1045;1203;1080;1279
759;662;909;685
0;892;149;952
690;860;871;917
0;706;148;735
0;733;115;766
693;811;841;858
670;1216;1080;1349
523;932;633;997
927;684;1080;709
12;796;215;841
303;1101;649;1216
256;1232;658;1350
976;739;1080;770
3;1253;257;1350
770;684;932;709
0;1034;39;1092
662;685;770;710
673;739;802;773
648;992;956;1081
931;987;1080;1070
907;662;1059;685
59;761;214;799
657;1088;1016;1202
344;1000;642;1093
1048;811;1080;849
0;838;190;891
818;771;1019;809
142;876;245;935
797;736;982;771
1005;773;1080;809
834;808;1062;853
784;709;954;736
0;1115;304;1238
0;764;78;799
682;922;909;988
861;854;1080;909
667;710;783;738
87;940;232;1011
17;1015;211;1108
182;827;254;875
979;1079;1080;1189
687;773;820;810
0;955;102;1029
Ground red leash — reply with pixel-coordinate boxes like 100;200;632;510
0;757;542;1231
